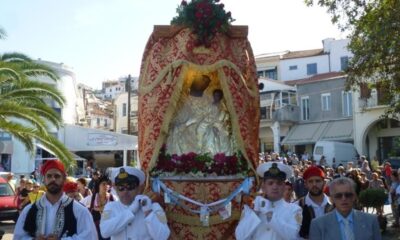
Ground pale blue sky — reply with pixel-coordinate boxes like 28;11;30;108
0;0;346;89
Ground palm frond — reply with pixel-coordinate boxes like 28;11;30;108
0;52;32;62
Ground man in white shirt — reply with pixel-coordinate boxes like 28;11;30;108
297;166;333;239
235;162;302;240
14;160;97;239
100;167;170;240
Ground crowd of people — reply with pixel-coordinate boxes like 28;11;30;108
3;153;399;239
11;160;170;240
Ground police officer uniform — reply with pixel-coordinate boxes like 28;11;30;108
235;162;302;240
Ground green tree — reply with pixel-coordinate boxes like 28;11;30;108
0;52;75;171
305;0;400;117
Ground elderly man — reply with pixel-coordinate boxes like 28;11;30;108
14;160;97;239
235;162;303;240
100;166;170;240
297;166;333;239
309;177;381;240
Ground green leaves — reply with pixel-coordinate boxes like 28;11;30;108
0;52;75;169
171;0;235;46
306;0;400;117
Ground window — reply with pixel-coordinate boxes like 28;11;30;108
122;103;127;117
321;93;331;111
260;107;267;119
301;96;310;121
307;63;317;75
0;132;11;141
289;65;297;70
104;119;108;127
341;56;349;71
342;91;352;117
282;92;289;105
257;68;278;80
96;118;100;126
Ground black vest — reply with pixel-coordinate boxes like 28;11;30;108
298;197;333;238
23;200;77;237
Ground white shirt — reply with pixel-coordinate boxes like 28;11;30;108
304;193;331;218
235;198;302;240
100;200;170;240
396;184;400;205
14;193;98;240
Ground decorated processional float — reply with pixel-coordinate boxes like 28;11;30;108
138;1;260;239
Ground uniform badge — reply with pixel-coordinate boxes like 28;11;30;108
102;210;111;220
117;168;128;179
156;211;167;223
295;212;303;224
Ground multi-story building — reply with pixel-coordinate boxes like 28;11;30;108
283;72;354;157
256;38;353;156
353;80;400;163
76;83;114;131
258;78;298;154
113;91;139;135
98;76;138;100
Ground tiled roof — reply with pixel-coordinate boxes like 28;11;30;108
285;72;346;85
281;49;324;59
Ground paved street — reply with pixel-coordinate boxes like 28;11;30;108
1;205;399;239
0;221;14;240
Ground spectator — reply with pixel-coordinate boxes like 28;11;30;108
309;177;381;240
77;177;92;198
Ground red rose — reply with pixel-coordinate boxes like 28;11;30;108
195;11;203;19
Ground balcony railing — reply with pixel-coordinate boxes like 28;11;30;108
261;104;299;122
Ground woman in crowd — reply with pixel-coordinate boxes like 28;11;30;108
88;176;115;240
77;177;92;198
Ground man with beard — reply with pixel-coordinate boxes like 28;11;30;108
235;162;302;240
297;166;333;239
14;160;97;239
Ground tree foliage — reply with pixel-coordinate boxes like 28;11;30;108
0;51;76;170
305;0;400;117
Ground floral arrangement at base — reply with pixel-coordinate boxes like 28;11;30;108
171;0;235;47
150;145;250;177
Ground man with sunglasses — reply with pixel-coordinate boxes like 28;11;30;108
100;167;170;240
236;162;303;240
297;166;333;239
309;177;381;240
14;160;97;239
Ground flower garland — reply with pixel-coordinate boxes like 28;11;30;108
171;0;235;47
151;144;249;177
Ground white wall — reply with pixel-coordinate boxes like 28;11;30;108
280;55;329;81
114;92;139;133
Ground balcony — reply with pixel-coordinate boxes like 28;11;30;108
272;105;300;122
358;90;389;109
260;104;299;123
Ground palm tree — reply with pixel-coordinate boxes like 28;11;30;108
0;52;75;170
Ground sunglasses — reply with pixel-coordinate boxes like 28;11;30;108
333;192;354;199
116;184;137;192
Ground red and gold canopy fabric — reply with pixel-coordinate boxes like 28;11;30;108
138;26;260;176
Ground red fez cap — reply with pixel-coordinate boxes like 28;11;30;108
41;160;66;176
303;166;325;180
63;182;78;193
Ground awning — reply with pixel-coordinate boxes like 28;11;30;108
281;119;353;145
320;119;353;141
281;122;328;145
35;143;87;161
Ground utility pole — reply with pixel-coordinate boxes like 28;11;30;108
126;75;132;166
